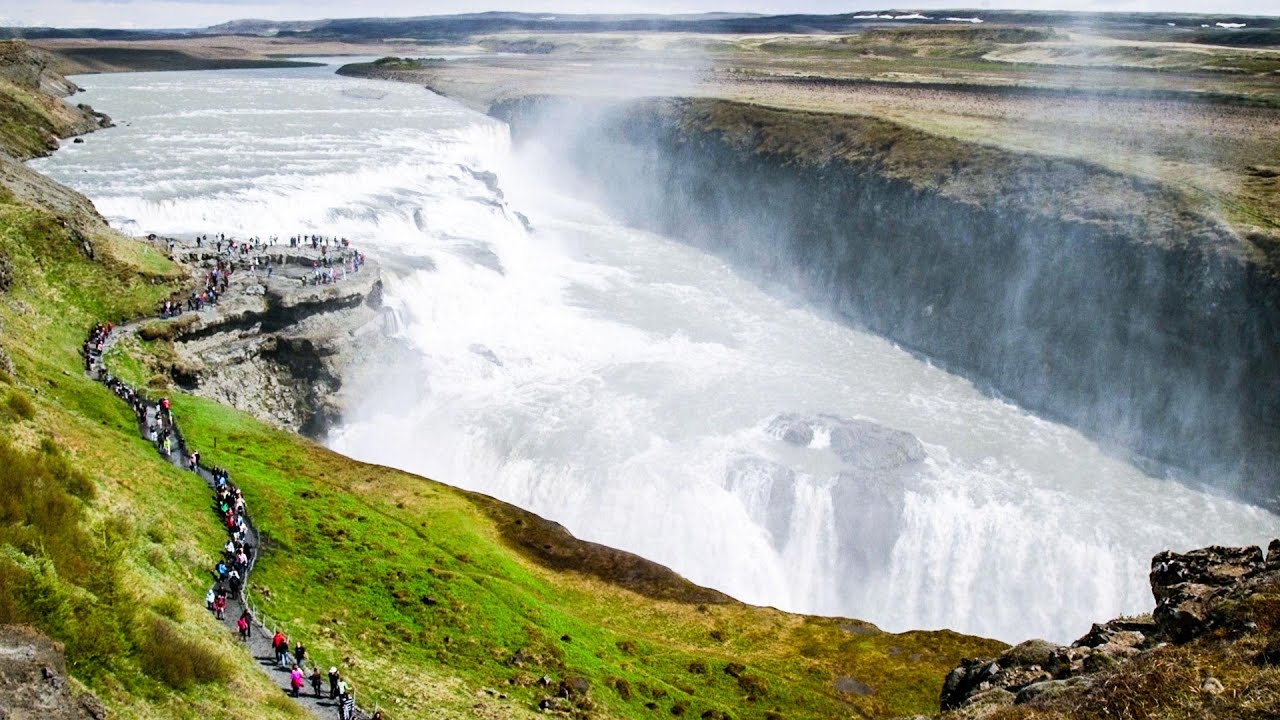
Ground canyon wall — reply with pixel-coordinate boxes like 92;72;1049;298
493;96;1280;507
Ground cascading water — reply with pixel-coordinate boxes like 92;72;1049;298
33;61;1279;644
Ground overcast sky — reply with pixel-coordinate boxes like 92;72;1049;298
1;1;1275;29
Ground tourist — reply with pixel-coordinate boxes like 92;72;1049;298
294;641;307;669
238;610;252;640
290;664;305;698
273;631;289;666
328;667;340;699
310;666;324;698
213;592;227;620
205;587;215;611
337;681;353;720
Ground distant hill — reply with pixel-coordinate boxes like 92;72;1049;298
5;10;1277;47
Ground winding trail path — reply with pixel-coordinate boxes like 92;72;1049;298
90;305;369;720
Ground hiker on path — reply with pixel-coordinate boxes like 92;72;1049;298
294;641;307;670
337;681;353;720
273;631;288;665
328;667;340;699
237;613;250;641
205;588;215;611
310;666;324;698
290;665;305;698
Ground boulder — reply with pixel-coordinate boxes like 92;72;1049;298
1151;545;1266;602
962;688;1015;709
822;414;926;470
999;639;1058;668
940;658;991;710
939;654;1050;710
1074;617;1156;649
765;413;813;446
1150;545;1266;641
1015;677;1090;705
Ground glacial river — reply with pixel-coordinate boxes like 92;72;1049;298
32;59;1279;643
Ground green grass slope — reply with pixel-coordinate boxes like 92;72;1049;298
0;187;311;719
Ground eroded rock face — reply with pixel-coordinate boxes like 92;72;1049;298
1151;544;1267;641
0;625;106;720
161;244;403;437
939;539;1280;712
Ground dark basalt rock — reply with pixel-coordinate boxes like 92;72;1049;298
941;539;1280;711
940;641;1057;710
1150;544;1266;641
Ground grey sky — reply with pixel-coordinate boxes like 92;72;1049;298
1;1;1276;29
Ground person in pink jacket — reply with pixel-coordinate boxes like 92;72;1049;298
290;665;305;698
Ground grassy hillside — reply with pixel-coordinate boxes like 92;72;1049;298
106;285;1006;720
0;40;1004;720
0;182;311;719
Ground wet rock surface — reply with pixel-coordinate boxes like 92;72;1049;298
822;413;926;470
939;539;1280;713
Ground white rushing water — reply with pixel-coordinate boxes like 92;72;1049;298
33;61;1279;644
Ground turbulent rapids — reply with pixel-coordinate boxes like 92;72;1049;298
33;60;1280;644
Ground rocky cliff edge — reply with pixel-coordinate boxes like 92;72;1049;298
933;540;1280;720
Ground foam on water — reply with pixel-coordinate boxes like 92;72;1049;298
33;62;1280;643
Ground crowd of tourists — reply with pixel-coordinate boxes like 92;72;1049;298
159;257;233;317
83;322;113;373
83;321;384;720
162;230;369;292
